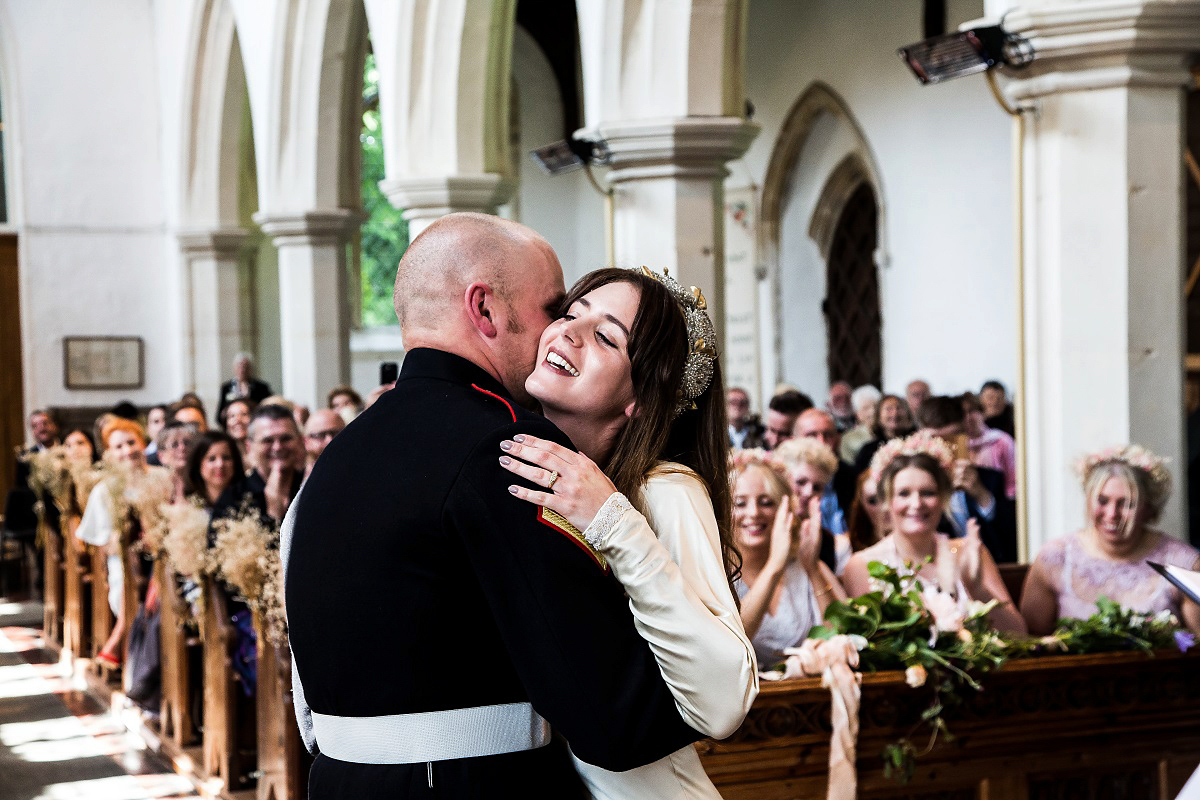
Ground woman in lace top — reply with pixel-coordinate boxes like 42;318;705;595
731;450;846;668
499;267;757;799
1020;446;1200;634
842;433;1027;634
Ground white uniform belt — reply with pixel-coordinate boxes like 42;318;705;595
311;702;551;764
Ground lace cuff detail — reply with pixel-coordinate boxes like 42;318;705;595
582;492;633;552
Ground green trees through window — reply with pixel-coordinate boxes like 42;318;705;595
360;52;407;327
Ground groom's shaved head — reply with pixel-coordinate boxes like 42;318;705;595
394;212;548;333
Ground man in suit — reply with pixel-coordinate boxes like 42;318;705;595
216;353;272;424
285;213;698;799
726;386;765;449
793;408;857;536
917;395;1017;564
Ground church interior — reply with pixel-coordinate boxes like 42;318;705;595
1;0;1199;798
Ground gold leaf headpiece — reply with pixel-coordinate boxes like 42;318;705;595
641;266;718;418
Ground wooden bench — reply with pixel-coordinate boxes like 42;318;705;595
41;520;64;645
157;559;201;748
61;514;92;658
255;620;311;800
203;580;258;793
697;649;1200;798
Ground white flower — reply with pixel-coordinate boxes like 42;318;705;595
847;634;868;652
922;586;965;633
905;665;927;688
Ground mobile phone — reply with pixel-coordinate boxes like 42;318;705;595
380;361;399;385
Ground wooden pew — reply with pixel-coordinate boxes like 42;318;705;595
157;559;200;747
202;580;257;793
41;520;64;646
697;649;1200;798
88;544;119;682
255;622;311;800
61;515;92;658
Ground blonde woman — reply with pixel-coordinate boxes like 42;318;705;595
773;437;844;573
1020;446;1200;635
730;450;846;668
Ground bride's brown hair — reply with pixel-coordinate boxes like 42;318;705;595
560;268;739;593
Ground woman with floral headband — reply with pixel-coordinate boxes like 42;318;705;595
842;431;1026;634
499;267;756;799
1020;445;1200;635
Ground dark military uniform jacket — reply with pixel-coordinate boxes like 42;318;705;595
285;348;699;799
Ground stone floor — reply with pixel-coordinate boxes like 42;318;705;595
0;598;200;800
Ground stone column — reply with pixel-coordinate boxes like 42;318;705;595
597;116;759;347
179;228;250;418
252;210;358;409
1003;1;1200;550
378;174;515;239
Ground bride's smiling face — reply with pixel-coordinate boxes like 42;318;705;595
525;280;639;423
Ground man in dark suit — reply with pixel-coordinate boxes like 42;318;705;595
285;213;698;799
216;353;272;424
917;396;1017;564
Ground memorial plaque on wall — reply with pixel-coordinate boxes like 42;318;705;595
724;185;760;401
63;336;144;390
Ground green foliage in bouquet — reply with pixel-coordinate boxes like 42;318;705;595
1011;596;1188;656
808;561;1009;783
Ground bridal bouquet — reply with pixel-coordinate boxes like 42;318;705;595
808;561;1008;782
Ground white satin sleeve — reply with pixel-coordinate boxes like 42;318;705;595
75;482;115;547
583;467;758;739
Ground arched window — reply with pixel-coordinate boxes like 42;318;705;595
824;183;881;388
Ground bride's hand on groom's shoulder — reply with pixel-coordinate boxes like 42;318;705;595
498;434;617;532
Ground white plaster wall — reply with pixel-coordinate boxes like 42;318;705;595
3;0;177;410
743;0;1017;402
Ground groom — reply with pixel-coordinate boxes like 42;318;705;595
285;213;700;798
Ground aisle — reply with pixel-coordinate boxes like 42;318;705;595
0;600;199;800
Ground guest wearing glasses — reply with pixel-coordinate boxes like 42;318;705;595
303;409;346;478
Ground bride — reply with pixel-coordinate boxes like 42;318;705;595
500;266;758;799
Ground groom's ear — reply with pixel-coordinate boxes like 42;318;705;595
465;282;499;338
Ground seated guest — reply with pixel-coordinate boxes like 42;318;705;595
327;385;364;422
1020;446;1200;635
773;437;842;573
843;433;1026;633
731;450;846;668
840;384;881;465
143;405;168;464
11;409;61;537
156;421;198;502
62;428;98;467
231;404;303;523
979;379;1015;437
76;418;171;666
793;409;857;543
916;395;1016;563
763;388;813;451
853;393;916;475
219;397;255;459
826;381;855;432
906;379;931;419
186;431;245;510
727;386;765;450
171;399;208;433
217;352;272;423
963;392;1016;500
847;470;889;552
302;409;345;478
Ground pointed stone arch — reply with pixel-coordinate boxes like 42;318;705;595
758;81;887;398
